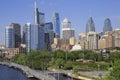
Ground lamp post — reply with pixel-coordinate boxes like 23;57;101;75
97;64;100;73
66;52;67;61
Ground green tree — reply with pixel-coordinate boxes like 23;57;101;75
109;60;120;80
64;61;73;70
55;58;64;68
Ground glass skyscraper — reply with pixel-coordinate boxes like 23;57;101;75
86;17;95;33
5;26;15;48
44;22;54;50
103;18;112;34
52;12;60;37
25;23;45;52
10;23;21;48
34;2;45;25
25;2;45;52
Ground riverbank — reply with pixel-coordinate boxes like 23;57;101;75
48;68;93;80
0;62;56;80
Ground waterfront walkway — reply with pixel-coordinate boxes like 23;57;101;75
0;62;56;80
0;62;94;80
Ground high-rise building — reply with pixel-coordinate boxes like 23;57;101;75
112;29;120;47
103;18;112;34
34;2;45;25
10;23;21;48
86;17;95;33
44;22;54;50
98;31;113;49
52;12;60;37
22;24;27;44
87;32;99;50
25;23;45;52
62;18;75;40
5;26;15;48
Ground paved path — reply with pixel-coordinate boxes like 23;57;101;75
78;71;109;78
0;62;56;80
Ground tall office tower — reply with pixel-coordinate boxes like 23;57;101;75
22;24;27;44
103;18;112;34
44;22;54;50
5;26;15;48
112;29;120;47
62;18;75;40
34;2;45;25
10;23;21;48
52;12;60;37
25;23;45;52
87;32;99;50
86;17;95;33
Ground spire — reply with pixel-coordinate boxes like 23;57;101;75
34;1;37;9
34;1;38;25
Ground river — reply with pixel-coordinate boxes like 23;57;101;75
0;65;27;80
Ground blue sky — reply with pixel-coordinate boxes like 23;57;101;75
0;0;120;45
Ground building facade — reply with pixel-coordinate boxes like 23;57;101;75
44;22;54;50
34;2;45;25
62;18;75;40
25;23;45;52
78;33;87;41
10;23;21;48
52;12;60;37
112;29;120;47
87;32;99;50
86;17;95;33
98;31;114;49
103;18;112;34
5;26;15;48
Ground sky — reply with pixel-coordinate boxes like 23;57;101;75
0;0;120;45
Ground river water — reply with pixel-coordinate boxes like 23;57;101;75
0;65;79;80
0;65;27;80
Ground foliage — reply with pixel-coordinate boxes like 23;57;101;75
108;60;120;80
108;52;120;64
11;50;109;71
63;60;73;70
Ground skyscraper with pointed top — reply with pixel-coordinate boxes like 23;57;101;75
34;1;45;25
25;2;45;52
86;17;95;33
103;18;112;34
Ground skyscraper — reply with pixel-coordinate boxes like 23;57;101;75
5;26;15;48
9;23;21;48
25;23;45;52
52;12;60;37
87;32;99;50
44;22;54;50
103;18;112;34
22;24;27;44
34;2;45;25
86;17;95;33
25;2;45;52
62;18;75;40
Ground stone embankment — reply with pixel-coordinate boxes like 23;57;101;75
0;62;56;80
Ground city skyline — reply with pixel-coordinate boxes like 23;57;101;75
1;0;120;44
